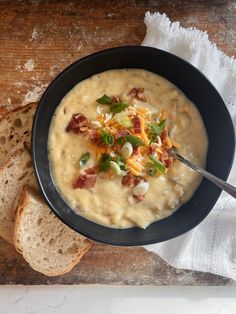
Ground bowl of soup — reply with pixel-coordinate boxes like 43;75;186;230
32;46;235;246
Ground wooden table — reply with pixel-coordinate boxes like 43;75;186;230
0;0;235;285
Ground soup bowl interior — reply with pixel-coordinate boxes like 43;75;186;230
32;46;235;246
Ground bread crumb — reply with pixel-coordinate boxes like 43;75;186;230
77;43;83;51
31;27;38;41
23;59;35;72
22;86;44;105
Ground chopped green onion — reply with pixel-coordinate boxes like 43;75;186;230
110;102;129;113
159;119;166;129
79;152;90;167
115;156;126;171
148;119;166;137
117;137;126;145
114;112;132;127
146;162;157;177
149;155;166;173
99;153;111;172
100;130;114;146
109;161;122;175
96;94;112;105
117;135;145;147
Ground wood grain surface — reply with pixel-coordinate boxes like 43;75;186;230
0;0;235;285
1;238;235;286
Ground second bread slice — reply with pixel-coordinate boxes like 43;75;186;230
13;186;93;276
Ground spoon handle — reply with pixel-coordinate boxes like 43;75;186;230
175;153;236;199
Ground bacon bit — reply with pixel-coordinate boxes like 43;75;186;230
133;116;141;134
88;129;98;140
128;87;147;102
84;166;99;175
161;130;167;142
97;139;106;147
115;129;130;138
90;136;105;147
88;130;105;147
134;177;143;186
160;150;168;162
114;144;122;154
128;88;138;97
133;194;145;202
66;113;88;133
73;173;97;189
164;159;173;168
132;146;139;155
122;174;144;187
111;96;120;103
148;143;157;155
122;174;134;187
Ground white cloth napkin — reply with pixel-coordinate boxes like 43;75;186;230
142;12;236;280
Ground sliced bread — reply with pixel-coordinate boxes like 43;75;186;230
13;186;92;276
0;148;35;243
0;102;37;164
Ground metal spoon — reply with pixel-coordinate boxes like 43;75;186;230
170;149;236;198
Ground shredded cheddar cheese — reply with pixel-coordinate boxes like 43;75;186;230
156;147;163;154
165;137;172;149
127;159;143;172
171;139;181;148
128;167;141;176
139;116;149;145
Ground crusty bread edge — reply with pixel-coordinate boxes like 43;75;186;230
13;185;93;276
13;186;30;253
0;102;37;123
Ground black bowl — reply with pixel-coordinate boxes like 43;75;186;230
32;46;235;246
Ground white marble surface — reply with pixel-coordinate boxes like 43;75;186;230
1;286;236;314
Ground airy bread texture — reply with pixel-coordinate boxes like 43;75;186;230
14;186;92;276
0;103;37;164
0;148;35;243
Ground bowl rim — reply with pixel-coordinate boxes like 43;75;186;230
32;45;235;246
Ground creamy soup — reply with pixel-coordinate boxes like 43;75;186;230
48;69;208;229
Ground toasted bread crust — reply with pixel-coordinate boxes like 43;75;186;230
13;186;30;253
0;102;37;123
